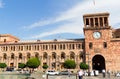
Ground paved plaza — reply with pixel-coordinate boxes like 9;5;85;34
31;72;120;79
47;75;120;79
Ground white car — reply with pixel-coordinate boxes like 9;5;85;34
46;70;59;75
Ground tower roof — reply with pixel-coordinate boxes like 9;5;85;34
83;12;109;17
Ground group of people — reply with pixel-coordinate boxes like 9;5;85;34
67;69;111;79
102;69;111;78
77;69;111;79
78;69;84;79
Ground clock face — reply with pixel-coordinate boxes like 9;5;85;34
93;32;101;39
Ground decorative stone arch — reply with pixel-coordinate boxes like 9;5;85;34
43;52;48;60
61;52;66;59
34;52;39;58
92;54;106;72
70;51;75;60
11;53;15;59
52;52;57;60
27;52;31;59
3;53;7;60
79;51;84;60
18;53;22;59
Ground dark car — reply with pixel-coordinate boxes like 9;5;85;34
59;71;71;75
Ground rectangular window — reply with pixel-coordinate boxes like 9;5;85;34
89;42;93;49
103;42;107;48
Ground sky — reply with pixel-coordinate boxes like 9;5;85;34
0;0;120;40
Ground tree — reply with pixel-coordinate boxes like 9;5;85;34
18;63;26;69
79;62;89;70
64;59;76;69
26;57;40;70
42;64;48;72
42;64;48;69
0;63;7;71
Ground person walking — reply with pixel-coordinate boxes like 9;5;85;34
107;69;111;78
78;69;84;79
102;69;106;78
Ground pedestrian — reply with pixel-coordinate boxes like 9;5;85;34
107;69;111;78
78;69;84;79
68;69;71;77
102;69;106;78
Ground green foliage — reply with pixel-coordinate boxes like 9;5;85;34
0;63;7;68
18;63;26;69
42;64;48;69
79;62;89;70
26;57;40;69
64;59;76;69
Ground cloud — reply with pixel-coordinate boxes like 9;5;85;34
25;0;120;39
30;20;83;39
0;0;4;8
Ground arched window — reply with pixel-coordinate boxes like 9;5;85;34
70;52;75;59
52;52;56;60
11;53;14;59
35;52;39;58
19;53;22;59
79;52;84;59
4;39;6;42
27;53;31;59
3;53;7;59
61;52;65;59
43;52;48;60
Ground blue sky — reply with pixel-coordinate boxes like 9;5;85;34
0;0;120;40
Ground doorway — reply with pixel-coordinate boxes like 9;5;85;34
92;55;106;72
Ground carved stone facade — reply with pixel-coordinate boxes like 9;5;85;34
0;12;120;72
83;12;120;72
0;35;84;71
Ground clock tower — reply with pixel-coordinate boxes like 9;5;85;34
83;12;112;72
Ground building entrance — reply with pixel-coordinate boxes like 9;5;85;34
92;55;106;72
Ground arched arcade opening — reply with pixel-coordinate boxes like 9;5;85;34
92;55;106;72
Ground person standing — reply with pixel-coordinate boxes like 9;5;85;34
107;69;111;78
102;69;106;78
78;69;84;79
68;69;71;77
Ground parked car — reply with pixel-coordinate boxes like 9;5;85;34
46;70;59;75
59;70;71;75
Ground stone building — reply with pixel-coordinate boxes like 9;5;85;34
0;12;120;72
0;34;84;71
83;12;120;72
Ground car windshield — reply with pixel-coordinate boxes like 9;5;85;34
48;70;54;72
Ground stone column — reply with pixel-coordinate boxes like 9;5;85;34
7;56;10;67
84;18;86;27
93;18;95;27
98;17;100;27
39;56;42;70
15;56;18;69
76;55;79;69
